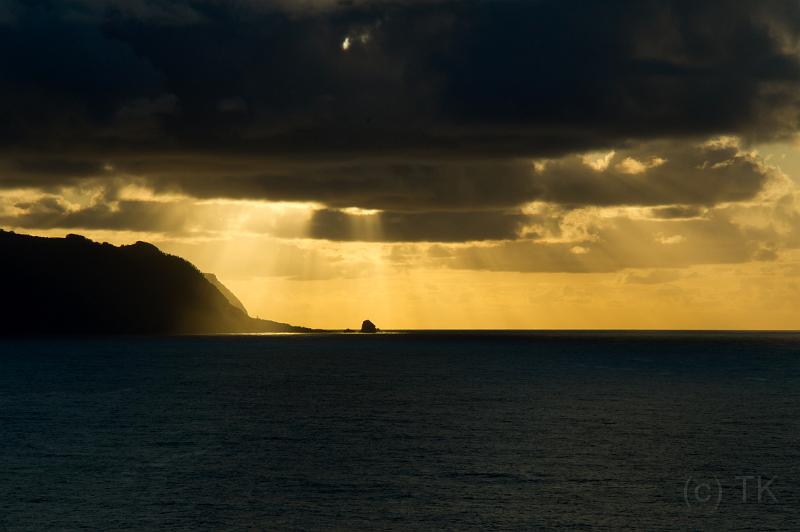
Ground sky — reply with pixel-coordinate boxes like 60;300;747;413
2;0;800;329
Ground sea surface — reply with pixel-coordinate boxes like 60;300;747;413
1;331;799;530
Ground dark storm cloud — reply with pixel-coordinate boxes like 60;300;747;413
3;0;800;153
308;208;527;241
0;141;776;241
147;161;540;210
2;0;800;240
138;140;769;211
648;205;706;220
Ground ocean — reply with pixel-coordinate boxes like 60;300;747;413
1;331;799;530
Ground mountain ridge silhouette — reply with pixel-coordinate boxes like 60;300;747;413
0;230;313;334
204;273;248;315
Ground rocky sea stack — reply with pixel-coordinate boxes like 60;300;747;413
360;320;378;333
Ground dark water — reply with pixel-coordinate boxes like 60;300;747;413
1;332;800;530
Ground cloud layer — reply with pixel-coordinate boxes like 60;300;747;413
3;1;800;156
3;0;800;274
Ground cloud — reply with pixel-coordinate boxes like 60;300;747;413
2;197;191;232
439;212;779;273
2;0;800;251
0;137;761;219
0;1;206;25
130;139;771;213
141;161;541;211
4;178;800;275
530;141;771;207
3;0;800;158
622;269;685;285
649;205;706;220
308;208;527;241
0;188;314;238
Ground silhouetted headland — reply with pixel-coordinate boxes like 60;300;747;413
0;230;314;334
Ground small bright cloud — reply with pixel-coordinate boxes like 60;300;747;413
616;156;666;174
581;150;615;171
532;160;549;173
703;135;741;150
341;207;381;216
657;234;685;245
342;31;370;52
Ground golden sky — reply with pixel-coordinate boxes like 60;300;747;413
3;139;799;330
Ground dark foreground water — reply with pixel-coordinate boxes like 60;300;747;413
1;332;799;530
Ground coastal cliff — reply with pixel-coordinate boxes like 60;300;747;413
0;230;312;334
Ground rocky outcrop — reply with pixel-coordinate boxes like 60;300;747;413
360;320;378;333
